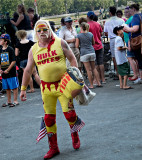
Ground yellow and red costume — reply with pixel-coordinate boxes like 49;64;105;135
32;36;84;133
32;20;85;159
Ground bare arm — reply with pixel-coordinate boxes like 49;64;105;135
15;48;19;56
10;14;24;26
66;38;76;43
33;67;41;86
20;48;35;101
0;65;3;74
4;61;16;74
21;49;35;87
75;38;79;48
117;46;128;51
61;39;78;68
92;36;95;45
123;25;139;33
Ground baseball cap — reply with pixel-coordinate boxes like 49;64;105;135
87;11;95;18
64;17;72;23
0;34;10;40
113;25;124;35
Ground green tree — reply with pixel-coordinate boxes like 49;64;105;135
0;0;19;17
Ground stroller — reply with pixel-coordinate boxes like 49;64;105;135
102;36;112;72
103;42;111;72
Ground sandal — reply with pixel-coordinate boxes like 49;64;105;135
9;103;15;107
13;102;19;106
2;102;9;107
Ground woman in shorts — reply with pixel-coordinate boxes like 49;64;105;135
75;22;101;88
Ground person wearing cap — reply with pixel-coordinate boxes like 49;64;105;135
0;34;19;107
113;26;132;90
56;17;66;37
59;17;81;70
104;6;125;80
87;11;105;84
20;20;85;160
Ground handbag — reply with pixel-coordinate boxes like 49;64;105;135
75;85;96;105
130;14;142;50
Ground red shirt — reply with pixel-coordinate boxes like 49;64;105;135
88;21;103;50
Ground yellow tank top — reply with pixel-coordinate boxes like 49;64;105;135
32;37;67;82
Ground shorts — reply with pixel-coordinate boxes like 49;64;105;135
2;77;19;90
126;42;135;58
20;59;28;68
110;38;116;58
117;62;130;76
80;53;96;62
95;48;103;65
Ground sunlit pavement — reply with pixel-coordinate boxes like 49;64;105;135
0;76;142;160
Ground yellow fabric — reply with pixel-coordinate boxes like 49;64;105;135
41;81;76;133
60;72;84;99
32;37;67;82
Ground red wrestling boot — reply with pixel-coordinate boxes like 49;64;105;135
44;133;60;160
71;132;80;149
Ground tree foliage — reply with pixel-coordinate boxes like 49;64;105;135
0;0;141;17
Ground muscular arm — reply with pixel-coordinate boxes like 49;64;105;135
33;67;41;86
61;39;78;68
21;48;35;87
20;48;36;101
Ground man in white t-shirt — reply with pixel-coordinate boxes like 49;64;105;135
59;17;81;69
104;6;124;79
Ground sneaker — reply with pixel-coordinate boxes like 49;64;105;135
133;78;142;84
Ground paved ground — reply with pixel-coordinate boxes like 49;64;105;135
0;76;142;160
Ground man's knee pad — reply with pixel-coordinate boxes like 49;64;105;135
44;114;56;127
64;110;77;122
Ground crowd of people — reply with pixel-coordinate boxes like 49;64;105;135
0;3;142;159
0;3;142;104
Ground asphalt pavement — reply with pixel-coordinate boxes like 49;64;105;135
0;76;142;160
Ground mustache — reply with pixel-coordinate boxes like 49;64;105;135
39;33;49;38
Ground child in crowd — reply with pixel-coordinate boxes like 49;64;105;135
15;30;35;93
0;34;19;107
113;26;132;90
75;22;102;88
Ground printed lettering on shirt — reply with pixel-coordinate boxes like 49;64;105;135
0;52;10;68
37;50;60;65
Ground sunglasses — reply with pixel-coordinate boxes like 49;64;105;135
37;28;48;32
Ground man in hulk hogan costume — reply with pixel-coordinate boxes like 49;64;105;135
20;20;85;160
